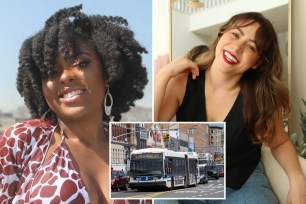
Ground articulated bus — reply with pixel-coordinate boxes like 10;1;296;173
129;148;199;191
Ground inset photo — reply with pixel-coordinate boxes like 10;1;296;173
110;122;225;200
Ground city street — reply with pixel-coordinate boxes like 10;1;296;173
111;177;224;199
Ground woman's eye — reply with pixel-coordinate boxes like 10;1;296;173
246;45;256;52
231;32;239;39
75;61;90;68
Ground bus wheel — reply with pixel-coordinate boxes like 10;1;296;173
171;177;174;190
194;176;197;187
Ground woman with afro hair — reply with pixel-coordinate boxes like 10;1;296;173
0;4;148;204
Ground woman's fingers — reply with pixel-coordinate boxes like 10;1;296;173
172;56;199;79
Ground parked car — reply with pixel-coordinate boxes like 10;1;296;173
206;165;219;179
199;164;208;184
111;170;129;191
217;164;224;177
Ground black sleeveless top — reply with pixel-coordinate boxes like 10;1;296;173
176;70;261;189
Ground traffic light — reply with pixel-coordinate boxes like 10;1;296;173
163;133;170;141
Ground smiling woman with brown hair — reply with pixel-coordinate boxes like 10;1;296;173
0;4;147;204
154;12;306;203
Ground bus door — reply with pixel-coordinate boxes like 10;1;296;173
164;157;172;177
184;154;190;187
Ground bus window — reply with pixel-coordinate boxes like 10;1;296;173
130;157;163;177
165;158;173;173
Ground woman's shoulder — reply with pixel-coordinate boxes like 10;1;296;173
171;70;204;102
1;118;56;141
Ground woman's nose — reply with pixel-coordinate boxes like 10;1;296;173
232;41;244;53
59;67;77;84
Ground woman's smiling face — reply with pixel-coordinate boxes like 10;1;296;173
214;21;261;75
42;44;106;120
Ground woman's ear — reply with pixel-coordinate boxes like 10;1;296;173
252;61;261;69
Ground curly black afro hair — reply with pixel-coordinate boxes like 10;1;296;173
16;4;148;121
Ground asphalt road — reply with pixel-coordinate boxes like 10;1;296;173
111;177;225;199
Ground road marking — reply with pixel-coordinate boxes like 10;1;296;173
128;191;167;198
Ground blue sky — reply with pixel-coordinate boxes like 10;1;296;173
0;0;152;112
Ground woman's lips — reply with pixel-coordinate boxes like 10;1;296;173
223;50;239;65
62;89;84;99
59;88;86;104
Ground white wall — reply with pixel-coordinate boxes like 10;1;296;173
190;0;288;33
153;0;171;74
278;32;289;86
172;10;208;59
290;0;306;139
153;0;170;58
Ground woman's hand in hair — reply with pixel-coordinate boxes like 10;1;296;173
154;56;199;121
162;56;199;80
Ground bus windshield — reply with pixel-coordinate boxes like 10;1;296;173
199;160;208;165
130;154;163;177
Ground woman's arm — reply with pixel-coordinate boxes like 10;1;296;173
270;111;306;203
154;56;199;121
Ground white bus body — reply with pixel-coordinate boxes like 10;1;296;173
129;148;199;190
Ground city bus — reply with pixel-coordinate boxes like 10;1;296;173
129;148;199;191
198;153;214;165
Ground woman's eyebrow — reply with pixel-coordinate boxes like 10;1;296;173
73;51;91;58
236;27;256;44
63;51;92;62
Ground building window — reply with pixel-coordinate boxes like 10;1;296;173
188;128;197;134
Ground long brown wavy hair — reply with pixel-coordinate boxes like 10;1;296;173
196;12;290;145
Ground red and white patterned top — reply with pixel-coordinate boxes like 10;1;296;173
0;119;90;203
